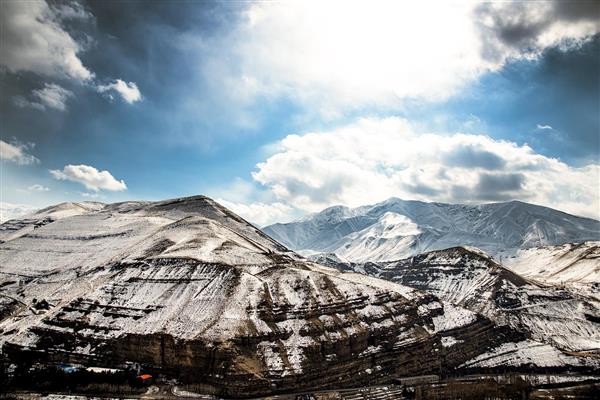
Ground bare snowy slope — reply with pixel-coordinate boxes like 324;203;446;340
0;201;105;243
1;195;568;396
505;241;600;285
264;198;600;262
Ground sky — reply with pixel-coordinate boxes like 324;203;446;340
1;0;599;225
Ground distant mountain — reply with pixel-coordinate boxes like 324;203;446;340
3;195;571;396
264;198;600;262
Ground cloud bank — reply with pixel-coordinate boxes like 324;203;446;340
246;118;598;220
50;164;127;191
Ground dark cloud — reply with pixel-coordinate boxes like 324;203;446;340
402;182;441;197
475;0;600;62
449;172;527;202
477;172;524;191
444;145;506;170
474;172;525;200
553;0;600;22
282;174;356;205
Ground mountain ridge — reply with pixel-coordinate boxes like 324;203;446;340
264;197;600;262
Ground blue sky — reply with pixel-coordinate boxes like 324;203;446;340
1;0;599;224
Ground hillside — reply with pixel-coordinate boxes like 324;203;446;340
314;246;600;353
2;196;580;396
505;241;600;286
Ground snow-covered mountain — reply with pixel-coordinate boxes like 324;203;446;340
5;196;586;396
313;246;600;353
264;198;600;262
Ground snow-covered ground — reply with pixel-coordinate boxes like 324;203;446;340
0;195;494;383
317;246;600;354
504;241;600;285
460;340;598;369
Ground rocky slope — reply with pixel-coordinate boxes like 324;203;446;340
314;247;600;354
264;198;600;262
2;196;574;396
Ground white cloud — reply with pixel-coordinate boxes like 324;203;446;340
0;140;40;165
1;1;140;108
536;124;554;130
14;83;73;111
53;1;93;21
206;178;298;226
0;202;37;222
0;0;93;81
251;117;599;219
204;1;599;115
80;192;102;199
97;80;142;104
475;1;600;63
28;184;50;192
216;199;293;227
33;83;73;111
50;164;127;191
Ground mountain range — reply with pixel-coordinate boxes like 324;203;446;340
1;196;599;397
264;198;600;262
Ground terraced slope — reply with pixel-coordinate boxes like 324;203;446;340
314;247;600;353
